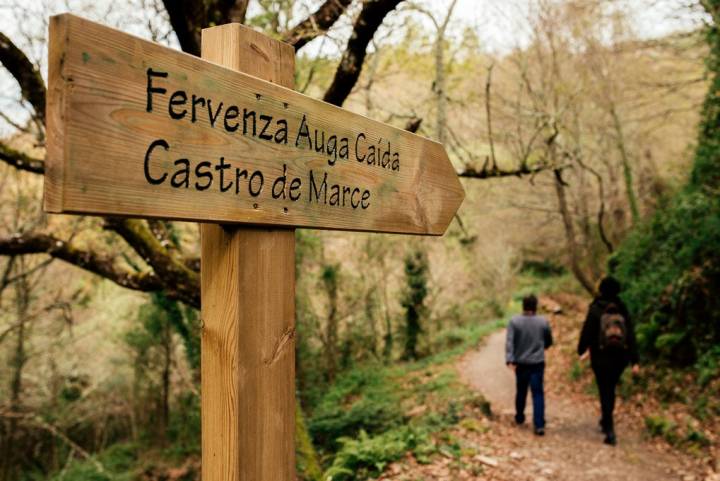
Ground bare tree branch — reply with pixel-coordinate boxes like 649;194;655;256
458;162;564;180
105;218;200;307
404;117;422;133
0;32;46;123
485;63;498;171
323;0;404;107
553;169;595;295
282;0;353;51
575;156;614;253
0;142;45;174
0;232;165;294
0;410;105;473
0;256;16;299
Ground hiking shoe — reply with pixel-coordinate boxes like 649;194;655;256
603;432;616;446
534;427;545;436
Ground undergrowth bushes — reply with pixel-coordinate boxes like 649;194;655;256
323;427;434;481
309;320;501;480
309;367;405;450
611;191;720;367
611;0;720;379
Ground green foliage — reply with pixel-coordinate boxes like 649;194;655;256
468;394;493;419
611;190;720;365
569;360;584;382
611;1;720;370
407;320;505;368
47;463;113;481
691;0;720;190
309;366;405;450
617;370;641;401
47;442;138;481
644;415;711;449
323;427;433;481
319;262;341;380
321;263;340;290
645;415;678;444
458;417;489;433
515;269;580;301
311;319;502;478
427;327;470;352
520;259;567;278
165;392;201;458
696;345;720;386
125;292;200;444
175;305;200;372
433;298;503;332
126;293;189;367
296;230;322;273
684;427;711;448
297;404;323;481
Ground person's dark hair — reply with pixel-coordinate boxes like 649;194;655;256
522;294;538;313
598;276;621;299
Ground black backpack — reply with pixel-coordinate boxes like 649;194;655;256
598;303;627;350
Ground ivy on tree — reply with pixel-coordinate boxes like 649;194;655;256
401;249;428;360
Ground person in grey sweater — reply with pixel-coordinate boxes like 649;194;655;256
506;294;553;435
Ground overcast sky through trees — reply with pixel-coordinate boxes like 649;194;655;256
0;0;705;136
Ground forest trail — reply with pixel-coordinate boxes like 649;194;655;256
379;295;714;481
378;296;714;481
458;329;682;481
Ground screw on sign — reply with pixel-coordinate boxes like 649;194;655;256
45;14;464;481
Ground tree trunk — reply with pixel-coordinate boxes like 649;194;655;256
553;170;596;294
380;257;393;361
434;30;446;143
321;264;339;382
160;318;171;444
295;403;322;481
610;104;640;225
433;0;458;144
401;249;428;360
364;288;378;357
2;267;29;481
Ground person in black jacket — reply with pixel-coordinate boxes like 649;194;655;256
577;276;639;446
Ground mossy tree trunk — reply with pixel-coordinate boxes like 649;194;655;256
401;249;428;360
321;263;340;382
295;403;322;481
693;0;720;190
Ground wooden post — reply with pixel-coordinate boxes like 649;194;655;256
200;25;296;481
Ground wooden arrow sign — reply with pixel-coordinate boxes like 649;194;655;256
45;14;464;235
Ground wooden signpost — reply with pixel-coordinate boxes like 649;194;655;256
44;13;464;481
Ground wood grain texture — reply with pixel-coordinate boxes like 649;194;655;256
43;14;464;235
44;15;69;212
201;24;296;481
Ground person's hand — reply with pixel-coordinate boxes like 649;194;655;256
579;351;590;362
507;363;516;373
631;364;640;376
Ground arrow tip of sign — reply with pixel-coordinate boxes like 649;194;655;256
418;141;465;236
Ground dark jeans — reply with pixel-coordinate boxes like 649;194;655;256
515;363;545;429
593;364;625;434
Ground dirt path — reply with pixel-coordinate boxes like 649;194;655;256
379;295;714;481
457;329;696;481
